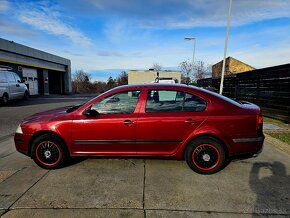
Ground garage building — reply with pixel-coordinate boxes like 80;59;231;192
0;38;71;95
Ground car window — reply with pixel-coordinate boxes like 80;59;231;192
14;73;21;82
91;90;141;114
146;90;206;113
183;92;207;112
7;73;16;83
0;73;7;83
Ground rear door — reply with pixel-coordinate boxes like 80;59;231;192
135;88;208;155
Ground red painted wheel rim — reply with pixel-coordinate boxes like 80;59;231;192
192;144;221;171
36;141;61;166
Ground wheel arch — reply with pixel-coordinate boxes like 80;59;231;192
28;130;69;156
2;92;9;98
182;134;229;160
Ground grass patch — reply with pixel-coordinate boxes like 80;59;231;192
268;132;290;144
263;116;287;125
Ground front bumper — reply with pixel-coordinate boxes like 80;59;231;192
14;133;30;155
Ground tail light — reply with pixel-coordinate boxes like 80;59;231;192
257;110;263;134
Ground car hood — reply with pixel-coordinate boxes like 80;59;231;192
22;106;70;123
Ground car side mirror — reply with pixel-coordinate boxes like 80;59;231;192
83;108;99;117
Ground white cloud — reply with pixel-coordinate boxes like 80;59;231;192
17;2;92;47
85;0;290;28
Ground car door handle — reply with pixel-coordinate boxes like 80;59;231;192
124;120;135;126
185;119;196;124
16;84;20;87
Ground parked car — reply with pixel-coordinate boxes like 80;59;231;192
14;84;264;174
0;70;29;105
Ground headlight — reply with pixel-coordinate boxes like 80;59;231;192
15;124;23;134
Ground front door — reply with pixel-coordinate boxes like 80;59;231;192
6;72;17;99
71;90;141;155
135;89;208;155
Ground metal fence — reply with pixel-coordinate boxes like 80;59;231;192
197;63;290;123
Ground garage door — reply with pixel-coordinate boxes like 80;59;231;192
22;67;38;95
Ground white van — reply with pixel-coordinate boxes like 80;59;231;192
151;77;177;84
0;70;29;105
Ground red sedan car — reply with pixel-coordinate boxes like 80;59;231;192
14;84;264;174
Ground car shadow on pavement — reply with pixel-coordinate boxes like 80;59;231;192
249;161;290;217
64;157;87;168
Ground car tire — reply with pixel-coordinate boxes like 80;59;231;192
23;91;29;100
185;137;226;174
31;133;68;169
1;94;9;105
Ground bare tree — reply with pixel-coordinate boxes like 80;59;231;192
116;71;128;86
72;70;92;93
194;61;212;81
92;81;107;93
179;60;193;85
151;63;162;71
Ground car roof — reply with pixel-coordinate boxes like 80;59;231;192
112;83;199;90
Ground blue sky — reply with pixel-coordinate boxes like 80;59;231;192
1;0;290;81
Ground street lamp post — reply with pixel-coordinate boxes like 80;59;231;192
185;37;196;82
219;0;233;94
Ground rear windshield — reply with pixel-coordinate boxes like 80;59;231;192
201;88;241;106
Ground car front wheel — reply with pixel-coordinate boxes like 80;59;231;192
23;91;29;100
31;134;68;169
185;137;226;174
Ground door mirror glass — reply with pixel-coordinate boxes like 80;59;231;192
83;108;99;117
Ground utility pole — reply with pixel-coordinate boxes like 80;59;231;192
219;0;232;94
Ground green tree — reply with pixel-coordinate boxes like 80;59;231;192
107;76;116;89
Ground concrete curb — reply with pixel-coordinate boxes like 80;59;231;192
265;133;290;155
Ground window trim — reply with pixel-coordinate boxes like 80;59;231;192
145;89;207;113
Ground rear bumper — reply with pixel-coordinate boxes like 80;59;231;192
228;135;265;158
232;137;264;143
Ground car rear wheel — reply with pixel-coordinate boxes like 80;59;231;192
185;137;226;174
1;94;9;105
31;134;68;169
